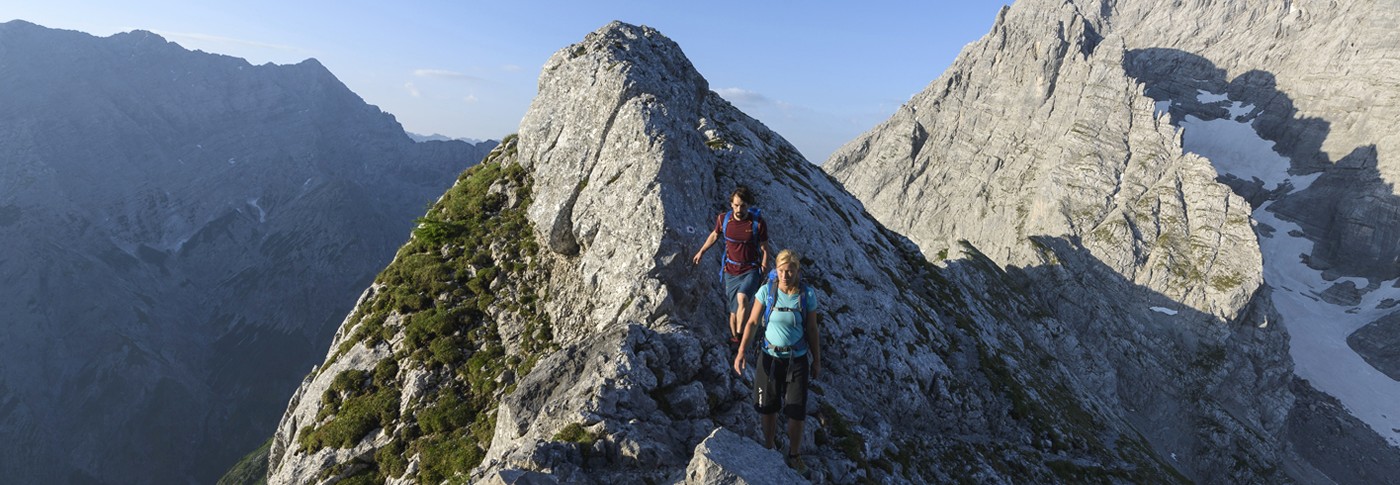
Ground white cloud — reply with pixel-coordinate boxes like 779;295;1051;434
405;82;420;98
464;95;479;103
153;30;307;54
501;64;523;72
715;87;772;106
413;69;481;81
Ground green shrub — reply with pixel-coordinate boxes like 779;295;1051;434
417;434;483;483
553;423;601;445
375;439;408;478
299;384;400;451
418;392;476;435
303;135;558;480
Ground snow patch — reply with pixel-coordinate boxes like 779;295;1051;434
1180;90;1400;447
1256;203;1400;446
1150;306;1179;316
1154;100;1172;118
1182;114;1304;192
1196;89;1229;103
1226;101;1254;119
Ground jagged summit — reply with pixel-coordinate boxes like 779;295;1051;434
268;20;1173;484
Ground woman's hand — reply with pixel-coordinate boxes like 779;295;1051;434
733;352;747;376
810;356;821;380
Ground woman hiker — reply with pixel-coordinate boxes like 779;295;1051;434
733;249;821;474
692;186;770;346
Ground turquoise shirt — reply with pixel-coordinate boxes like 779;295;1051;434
754;283;818;355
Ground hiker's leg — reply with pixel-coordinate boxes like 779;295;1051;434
732;293;749;337
754;353;781;448
733;269;761;338
786;418;803;457
762;413;779;449
724;272;742;339
783;355;810;457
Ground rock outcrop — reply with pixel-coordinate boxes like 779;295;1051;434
268;21;1188;484
827;0;1400;482
0;20;493;484
684;428;807;485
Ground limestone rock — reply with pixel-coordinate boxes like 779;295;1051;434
1321;281;1364;307
684;428;808;485
1348;311;1400;381
825;0;1400;482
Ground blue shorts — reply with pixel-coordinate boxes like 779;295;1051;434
724;269;762;313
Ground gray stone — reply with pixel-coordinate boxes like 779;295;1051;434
485;469;561;485
684;428;808;485
665;382;710;419
1348;311;1400;381
1321;281;1365;307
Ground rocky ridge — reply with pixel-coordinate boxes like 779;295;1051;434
827;0;1400;483
267;21;1194;484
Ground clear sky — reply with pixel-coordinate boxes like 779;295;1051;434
4;1;1008;163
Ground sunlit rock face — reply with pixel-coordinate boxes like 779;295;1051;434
0;20;492;484
828;0;1400;483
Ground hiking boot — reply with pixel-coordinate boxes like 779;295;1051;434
786;454;807;475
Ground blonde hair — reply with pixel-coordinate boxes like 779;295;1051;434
776;249;801;269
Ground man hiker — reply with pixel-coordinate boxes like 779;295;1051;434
692;186;770;345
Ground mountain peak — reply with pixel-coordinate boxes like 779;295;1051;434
521;21;712;257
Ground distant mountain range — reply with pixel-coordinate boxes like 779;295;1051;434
408;132;489;144
0;20;494;484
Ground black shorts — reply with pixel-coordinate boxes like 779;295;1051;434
753;352;808;421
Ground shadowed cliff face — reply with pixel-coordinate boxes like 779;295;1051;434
0;20;493;484
826;0;1400;482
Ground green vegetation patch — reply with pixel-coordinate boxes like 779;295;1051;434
299;365;401;452
297;136;558;483
1210;272;1246;292
553;422;603;446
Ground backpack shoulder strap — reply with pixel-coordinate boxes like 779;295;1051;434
750;213;762;245
762;274;778;325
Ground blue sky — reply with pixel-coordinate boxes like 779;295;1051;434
4;1;1008;162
